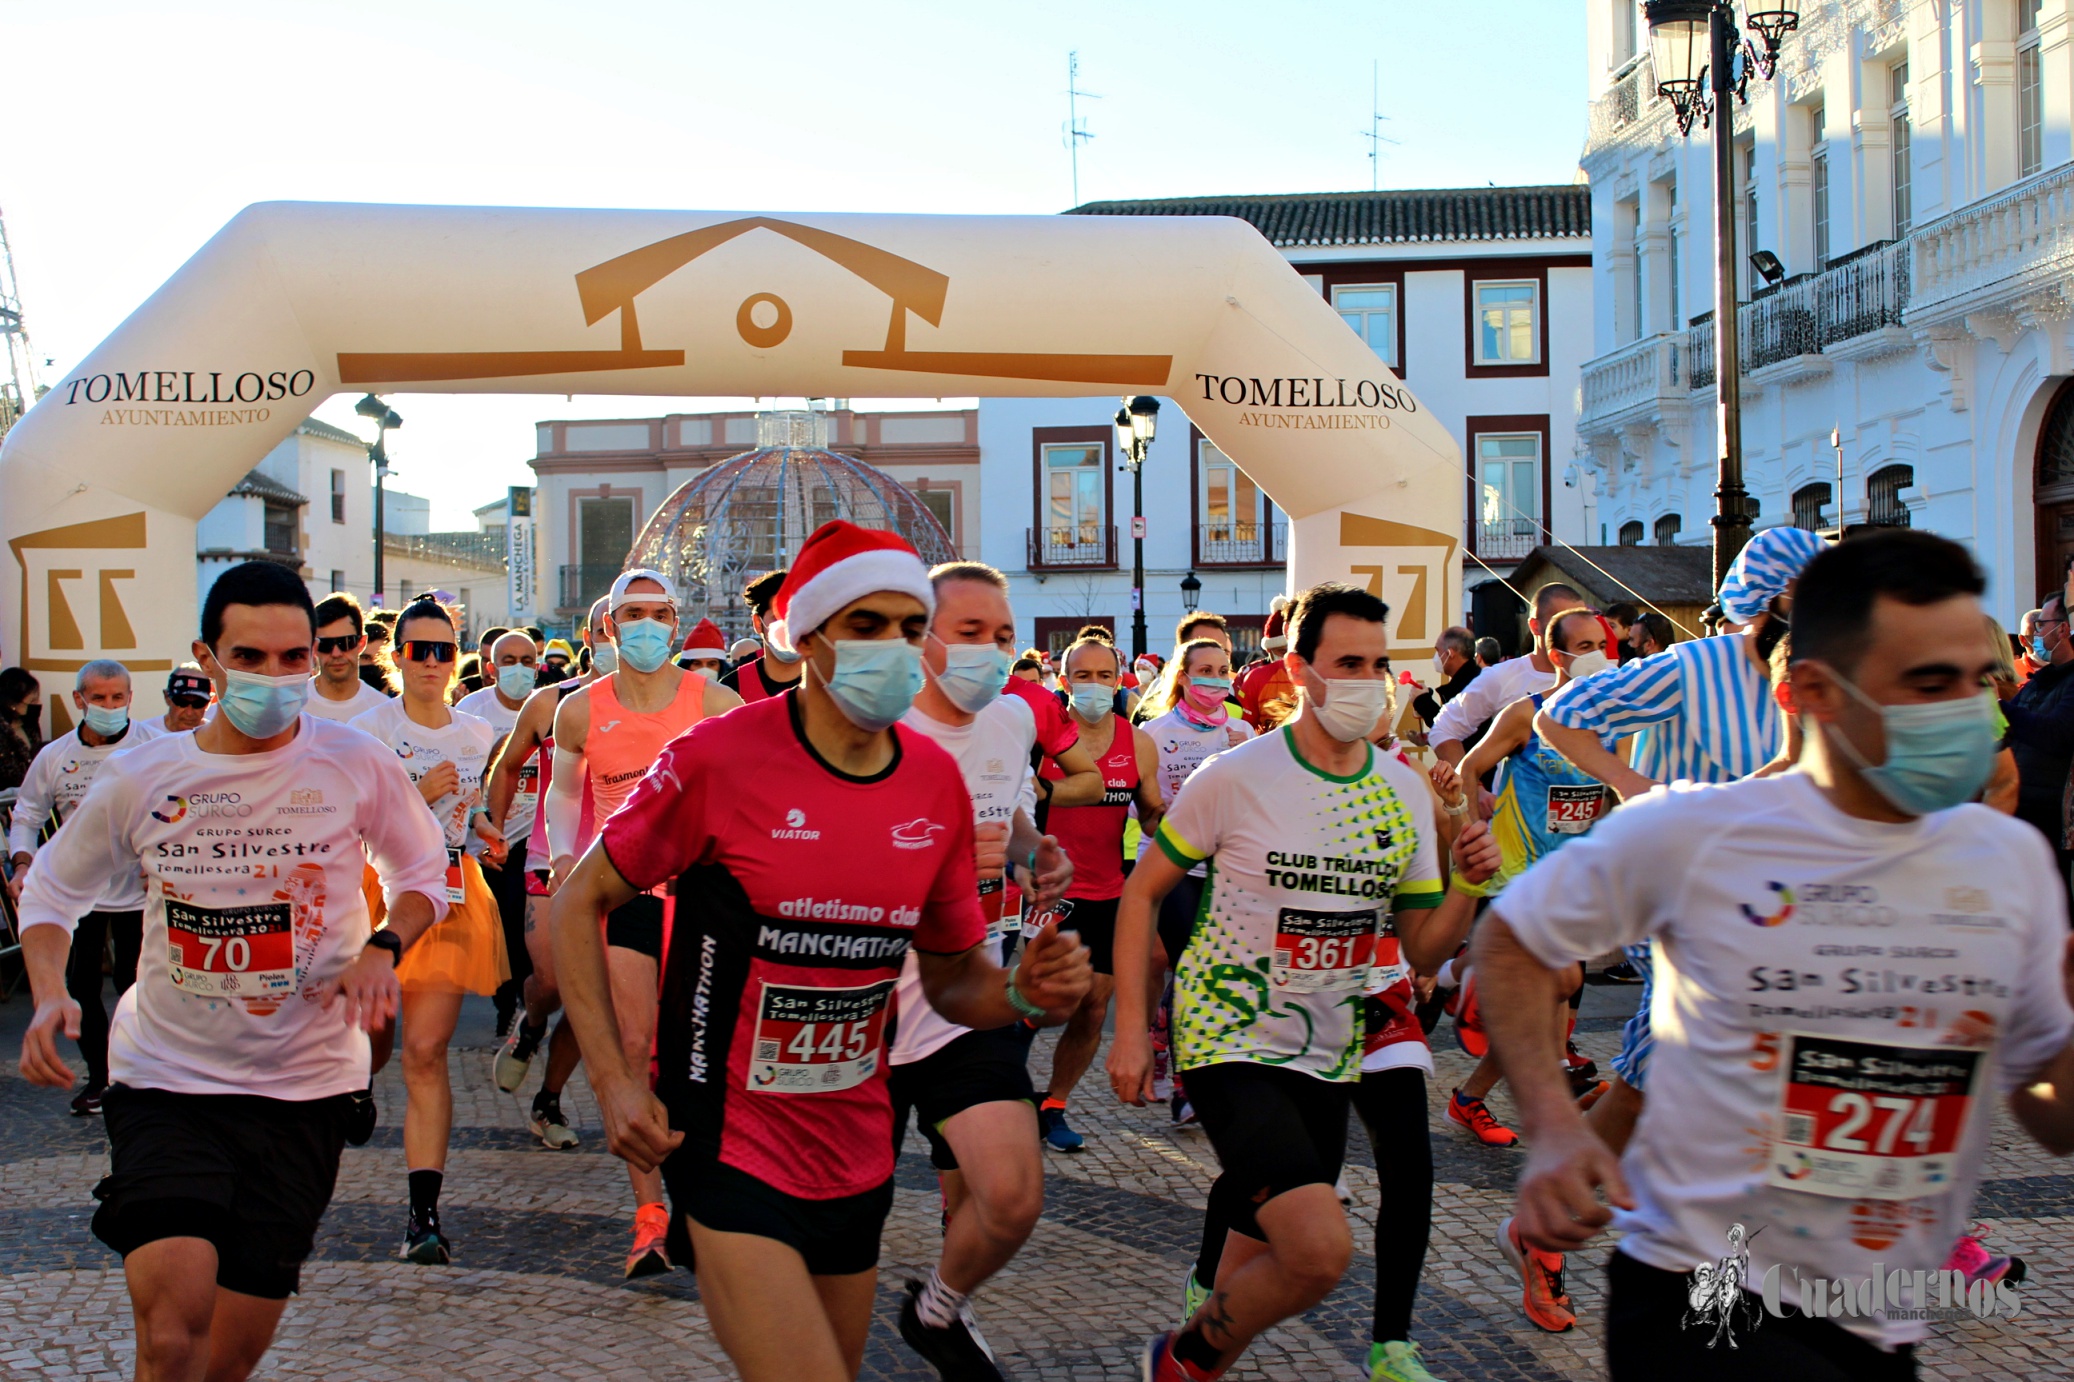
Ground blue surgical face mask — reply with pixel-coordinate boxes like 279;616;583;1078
765;639;802;665
2031;631;2057;663
817;637;925;731
589;640;617;675
614;618;674;674
1821;672;1998;816
931;639;1013;714
496;662;537;701
219;667;309;739
1069;683;1113;721
81;703;129;736
1190;675;1233;693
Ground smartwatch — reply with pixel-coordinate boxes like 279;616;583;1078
364;929;404;964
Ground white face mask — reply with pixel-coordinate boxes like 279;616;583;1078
1561;648;1613;682
1432;651;1446;676
1306;670;1394;743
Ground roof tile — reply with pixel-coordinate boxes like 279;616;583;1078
1066;185;1591;247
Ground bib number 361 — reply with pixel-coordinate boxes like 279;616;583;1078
1765;1032;1982;1200
1271;907;1378;993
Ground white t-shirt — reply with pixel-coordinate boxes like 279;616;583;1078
889;695;1037;1065
349;698;499;852
454;686;536;844
14;716;450;1098
8;720;167;910
1496;773;2074;1348
305;679;391;723
1138;707;1254;876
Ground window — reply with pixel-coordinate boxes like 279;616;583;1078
914;488;955;542
1740;139;1761;297
1654;513;1682;545
1475;433;1541;557
400;579;414;601
1793;481;1833;531
329;569;345;593
1625;200;1645;343
1619;520;1644;546
1043;443;1105;550
330;468;346;524
1810;106;1830;271
263;500;298;557
1890;61;1912;234
2021;1;2044;179
1667;179;1682;327
1333;285;1397;368
1199;439;1271;562
1474;281;1540;365
1867;465;1914;527
1612;0;1637;66
577;496;635;567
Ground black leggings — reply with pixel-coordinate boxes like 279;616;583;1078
67;909;142;1087
485;841;533;1014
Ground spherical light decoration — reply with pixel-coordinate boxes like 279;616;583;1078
625;412;958;641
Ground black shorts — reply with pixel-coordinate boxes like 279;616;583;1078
1158;873;1205;966
888;1024;1037;1172
1184;1061;1351;1240
485;841;532;983
1065;895;1119;975
663;1156;892;1277
92;1084;349;1300
605;893;664;959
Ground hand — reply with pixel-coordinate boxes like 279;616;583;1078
473;815;508;868
1428;760;1462;803
19;994;82;1087
1013;920;1092;1021
1477;786;1497;821
594;1073;684;1173
1451;818;1501;886
415;761;460;805
1020;834;1073;907
973;820;1010;882
1512;1119;1635;1252
4;854;27;905
1224;723;1248;747
1608;768;1659;804
546;853;576;897
1105;1028;1155;1107
317;946;401;1032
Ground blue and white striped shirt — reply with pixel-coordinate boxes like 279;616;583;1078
1541;633;1778;785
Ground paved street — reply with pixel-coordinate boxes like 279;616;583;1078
1;980;2066;1381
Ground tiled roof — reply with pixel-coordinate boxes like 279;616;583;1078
298;416;365;447
229;468;308;505
1065;185;1591;247
1512;545;1715;607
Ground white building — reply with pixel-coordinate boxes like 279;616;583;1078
1579;0;2074;618
196;417;373;612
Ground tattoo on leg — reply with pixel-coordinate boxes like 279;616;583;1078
1201;1288;1239;1350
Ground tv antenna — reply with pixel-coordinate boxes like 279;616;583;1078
0;206;44;441
1063;51;1100;207
1359;61;1400;191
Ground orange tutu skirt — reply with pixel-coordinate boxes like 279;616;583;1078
362;857;511;996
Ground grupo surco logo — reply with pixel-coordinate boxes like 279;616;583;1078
183;790;253;820
1192;372;1416;432
63;369;316;428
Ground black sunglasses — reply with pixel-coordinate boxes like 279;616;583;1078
315;635;362;654
168;695;211;710
401;640;458;664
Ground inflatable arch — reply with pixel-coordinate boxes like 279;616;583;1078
0;203;1462;716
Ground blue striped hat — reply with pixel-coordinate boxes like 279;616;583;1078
1718;526;1827;624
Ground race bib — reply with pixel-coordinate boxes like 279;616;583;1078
747;979;896;1094
444;848;467;904
1365;930;1408;996
1546;783;1609;836
165;898;297;999
514;760;539;814
1271;907;1378;993
1766;1032;1983;1200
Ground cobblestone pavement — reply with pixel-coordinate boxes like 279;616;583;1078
2;982;2068;1380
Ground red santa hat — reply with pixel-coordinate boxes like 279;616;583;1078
680;618;728;660
765;520;935;655
1261;594;1290;653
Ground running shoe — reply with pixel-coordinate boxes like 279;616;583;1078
494;1019;545;1093
1038;1105;1085;1152
1946;1234;2027;1286
69;1082;106;1117
529;1092;580;1150
899;1278;1004;1382
345;1088;378;1147
1597;960;1644;984
1180;1268;1209;1326
1169;1093;1198;1127
1368;1339;1438;1382
1446;1089;1520;1147
1453;972;1487;1057
1562;1041;1598;1083
1566;1063;1607;1101
1139;1332;1200;1382
1572;1079;1610;1111
1497;1215;1574;1333
401;1213;452;1266
625;1202;672;1279
1335;1173;1354;1206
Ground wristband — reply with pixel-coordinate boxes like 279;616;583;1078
1441;797;1469;817
1004;962;1047;1020
363;928;404;964
1026;849;1039;877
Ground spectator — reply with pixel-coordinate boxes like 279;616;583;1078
0;666;42;792
1412;626;1478;729
1174;609;1230;654
1474;636;1503;669
2001;591;2074;871
1988;615;2023;701
2018;607;2047;681
1604;602;1640;662
1630;611;1676;658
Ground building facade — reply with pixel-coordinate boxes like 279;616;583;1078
196;417;374;614
1579;0;2074;619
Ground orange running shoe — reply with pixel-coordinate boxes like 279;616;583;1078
625;1202;672;1279
1446;1089;1520;1147
1454;972;1488;1057
1497;1215;1576;1333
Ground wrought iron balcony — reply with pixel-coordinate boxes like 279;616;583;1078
1683;239;1910;389
1471;521;1539;563
1195;521;1285;567
1027;524;1117;569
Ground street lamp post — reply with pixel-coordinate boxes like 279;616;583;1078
1114;395;1161;661
1644;2;1798;591
355;393;403;605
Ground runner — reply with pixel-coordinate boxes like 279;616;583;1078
1476;529;2074;1381
1231;598;1292;731
1036;631;1164;1153
721;569;806;703
15;560;449;1382
548;520;1090;1382
886;559;1093;1381
157;667;213;733
676;617;731;675
307;593;394;721
544;569;742;1278
1108;582;1496;1382
1426;583;1586;774
349;597;512;1265
457;631;542;1037
7;660;167;1115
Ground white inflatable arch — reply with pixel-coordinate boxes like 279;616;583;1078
0;203;1462;715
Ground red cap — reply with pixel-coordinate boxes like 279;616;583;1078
680;617;728;660
766;520;935;655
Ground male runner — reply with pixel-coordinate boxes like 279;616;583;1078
1109;582;1497;1382
458;630;543;1035
887;560;1095;1380
16;560;449;1382
307;593;393;721
1426;583;1586;775
545;569;741;1278
8;660;164;1115
1477;529;2074;1380
158;667;213;733
675;618;731;676
721;569;805;703
549;520;1090;1382
1231;598;1292;731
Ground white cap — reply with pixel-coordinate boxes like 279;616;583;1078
609;568;676;614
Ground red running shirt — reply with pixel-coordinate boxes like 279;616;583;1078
600;691;986;1200
1000;676;1080;761
1041;718;1139;901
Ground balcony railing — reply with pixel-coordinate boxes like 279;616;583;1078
1683;239;1911;388
560;562;620;611
1580;332;1684;425
1910;161;2074;318
1472;521;1540;563
1587;56;1662;148
1196;520;1285;567
1027;524;1117;569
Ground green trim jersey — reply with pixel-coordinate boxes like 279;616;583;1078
1154;727;1443;1082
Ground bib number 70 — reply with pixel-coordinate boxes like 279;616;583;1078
196;935;253;972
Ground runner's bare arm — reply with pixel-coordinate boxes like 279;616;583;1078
14;771;135;1085
1534;711;1657;802
700;678;744;718
485;692;554;824
17;923;81;1087
916;922;1090;1032
1007;808;1073;906
2008;935;2074;1155
1436;699;1532;812
1130;727;1164;839
1107;848;1186;1106
1397;819;1500;974
542;688;591;883
1044;740;1103;808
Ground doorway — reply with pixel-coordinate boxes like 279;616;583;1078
2035;379;2074;603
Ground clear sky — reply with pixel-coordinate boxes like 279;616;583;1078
3;0;1587;528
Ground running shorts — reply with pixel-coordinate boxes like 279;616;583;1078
1157;873;1204;967
604;894;665;959
484;841;532;986
1064;895;1119;975
888;1023;1037;1172
1184;1061;1352;1240
663;1157;893;1277
1608;941;1654;1092
92;1084;349;1299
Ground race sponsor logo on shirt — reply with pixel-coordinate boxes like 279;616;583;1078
771;807;821;841
277;788;336;816
151;795;187;824
1742;881;1796;927
891;818;947;850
